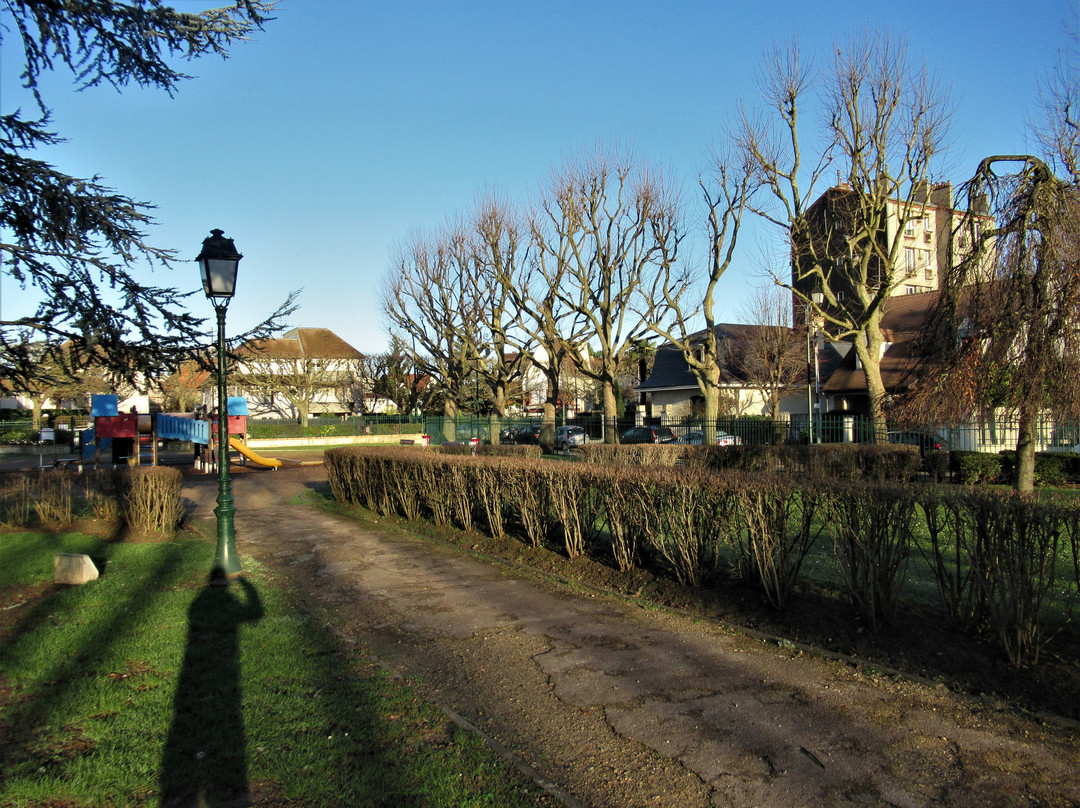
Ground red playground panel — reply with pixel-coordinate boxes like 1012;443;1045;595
95;413;138;439
213;415;248;435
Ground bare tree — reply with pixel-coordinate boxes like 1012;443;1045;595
382;228;479;435
470;194;533;416
736;286;806;417
650;148;755;443
535;145;686;442
156;360;210;413
739;31;952;441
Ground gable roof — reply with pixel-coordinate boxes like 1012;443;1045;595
240;328;363;361
637;324;792;392
822;292;935;395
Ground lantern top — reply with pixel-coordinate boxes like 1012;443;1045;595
197;229;242;301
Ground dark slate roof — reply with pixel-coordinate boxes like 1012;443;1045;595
637;323;791;392
822;293;934;394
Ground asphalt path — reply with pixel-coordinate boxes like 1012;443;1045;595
182;465;1080;808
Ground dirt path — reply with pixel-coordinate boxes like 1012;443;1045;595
183;467;1080;808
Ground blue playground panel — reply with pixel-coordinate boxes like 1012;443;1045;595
157;414;210;444
227;397;248;416
91;395;119;417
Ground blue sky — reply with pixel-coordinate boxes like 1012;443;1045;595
1;0;1075;356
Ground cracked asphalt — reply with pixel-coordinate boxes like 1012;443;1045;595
183;465;1080;808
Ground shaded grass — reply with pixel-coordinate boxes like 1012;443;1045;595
0;529;557;807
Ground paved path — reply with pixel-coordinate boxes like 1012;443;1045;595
183;467;1080;808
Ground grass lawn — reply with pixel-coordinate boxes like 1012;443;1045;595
0;529;556;807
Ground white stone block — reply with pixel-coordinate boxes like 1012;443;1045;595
54;553;99;585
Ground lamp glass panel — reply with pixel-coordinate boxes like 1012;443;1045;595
202;258;238;297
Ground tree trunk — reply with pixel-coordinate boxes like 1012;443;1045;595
702;372;720;445
1014;408;1037;493
853;333;888;444
602;379;619;444
492;379;507;417
31;399;45;431
442;395;458;442
541;373;559;449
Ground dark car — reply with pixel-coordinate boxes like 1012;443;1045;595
553;425;586;452
514;424;542;445
499;426;520;445
620;425;677;445
887;430;949;455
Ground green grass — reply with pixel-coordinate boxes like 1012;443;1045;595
0;530;555;807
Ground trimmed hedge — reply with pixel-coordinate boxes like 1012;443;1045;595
324;446;1080;667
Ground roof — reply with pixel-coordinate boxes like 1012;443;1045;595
240;328;363;361
822;293;935;394
637;324;791;392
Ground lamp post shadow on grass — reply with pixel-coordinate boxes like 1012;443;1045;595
160;577;264;808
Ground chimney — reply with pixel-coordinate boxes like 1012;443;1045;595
912;179;931;205
931;181;953;210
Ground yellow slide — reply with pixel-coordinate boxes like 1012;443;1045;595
228;438;283;469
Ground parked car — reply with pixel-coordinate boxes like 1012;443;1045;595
513;424;542;445
620;425;677;445
887;430;949;456
553;425;586;451
453;423;488;443
679;429;742;446
499;426;520;445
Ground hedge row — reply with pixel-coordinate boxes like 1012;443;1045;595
0;467;184;533
578;443;925;482
247;420;424;440
952;450;1080;486
325;446;1080;668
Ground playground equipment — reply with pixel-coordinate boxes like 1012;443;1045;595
228;438;283;468
83;394;283;471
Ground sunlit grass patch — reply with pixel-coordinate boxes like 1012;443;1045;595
0;530;554;807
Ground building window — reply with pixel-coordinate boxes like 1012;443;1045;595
904;217;915;236
904;248;916;277
923;213;933;232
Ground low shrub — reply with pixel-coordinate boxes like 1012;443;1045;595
476;444;542;459
0;472;32;528
116;466;184;533
998;450;1080;487
952;451;1004;485
578;444;689;466
826;482;915;631
968;491;1065;667
731;476;827;611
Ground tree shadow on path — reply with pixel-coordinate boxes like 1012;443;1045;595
160;577;263;808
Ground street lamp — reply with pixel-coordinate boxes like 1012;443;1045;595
805;291;824;444
197;229;242;583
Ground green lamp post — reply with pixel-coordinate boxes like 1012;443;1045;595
197;229;243;583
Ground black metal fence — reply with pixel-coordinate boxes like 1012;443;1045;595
189;411;1080;454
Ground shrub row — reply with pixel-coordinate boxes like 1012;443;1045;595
247;420;424;440
0;467;184;534
325;446;1080;668
579;442;923;482
437;444;542;459
951;449;1080;486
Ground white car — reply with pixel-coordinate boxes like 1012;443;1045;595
554;425;586;451
679;429;742;446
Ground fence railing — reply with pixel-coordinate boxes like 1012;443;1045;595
20;410;1063;452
